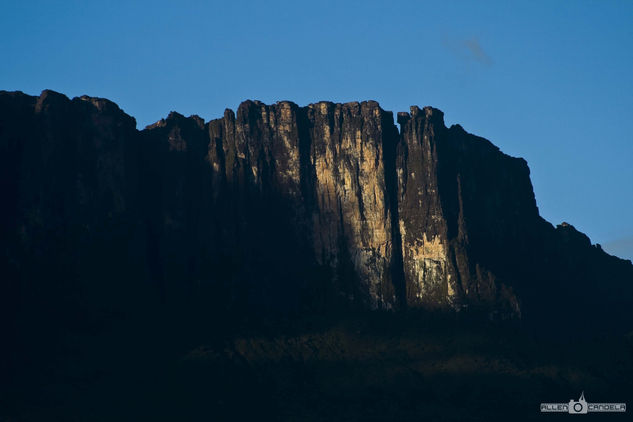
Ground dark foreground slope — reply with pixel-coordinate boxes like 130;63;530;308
1;90;632;421
4;310;633;421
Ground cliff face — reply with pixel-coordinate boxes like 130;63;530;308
0;91;143;323
206;100;401;308
396;107;538;314
1;90;632;330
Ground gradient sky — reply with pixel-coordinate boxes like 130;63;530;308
2;0;632;259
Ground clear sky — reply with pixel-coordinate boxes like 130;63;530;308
2;0;632;259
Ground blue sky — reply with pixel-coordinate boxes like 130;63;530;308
2;0;632;259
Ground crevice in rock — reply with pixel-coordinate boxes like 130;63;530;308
297;107;315;215
382;113;407;308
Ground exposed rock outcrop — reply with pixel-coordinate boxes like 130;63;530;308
206;100;401;308
1;89;631;331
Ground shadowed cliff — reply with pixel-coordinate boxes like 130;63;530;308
1;89;632;329
1;89;633;421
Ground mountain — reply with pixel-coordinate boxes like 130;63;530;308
1;89;632;328
2;89;633;421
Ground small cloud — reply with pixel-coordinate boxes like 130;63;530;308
442;36;493;66
462;38;493;66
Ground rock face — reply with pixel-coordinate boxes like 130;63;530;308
1;90;632;331
396;107;536;314
206;100;401;309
